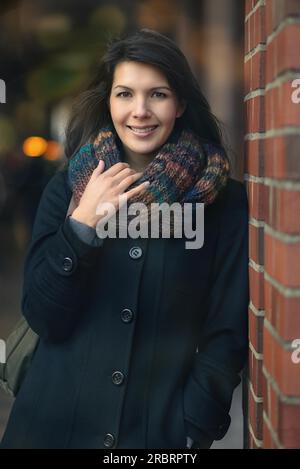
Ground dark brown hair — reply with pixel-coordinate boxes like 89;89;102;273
65;28;224;159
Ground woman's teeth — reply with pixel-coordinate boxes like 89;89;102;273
128;126;157;134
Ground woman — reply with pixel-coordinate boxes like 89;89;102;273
1;29;249;449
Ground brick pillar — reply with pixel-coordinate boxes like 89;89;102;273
244;0;300;449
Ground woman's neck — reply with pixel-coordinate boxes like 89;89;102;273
122;149;155;172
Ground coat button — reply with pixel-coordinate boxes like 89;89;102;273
62;257;73;272
129;246;143;259
111;371;125;386
103;433;115;448
121;308;134;323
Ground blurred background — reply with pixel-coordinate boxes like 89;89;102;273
0;0;245;448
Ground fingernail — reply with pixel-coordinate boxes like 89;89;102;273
144;181;150;186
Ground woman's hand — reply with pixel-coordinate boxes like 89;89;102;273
71;160;148;228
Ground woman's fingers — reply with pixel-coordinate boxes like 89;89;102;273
113;167;136;185
105;162;130;177
113;181;149;213
92;161;130;182
92;159;105;178
117;171;144;193
126;181;150;199
90;161;148;217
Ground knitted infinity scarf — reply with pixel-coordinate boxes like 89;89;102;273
68;126;230;234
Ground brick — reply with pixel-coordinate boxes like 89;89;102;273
265;0;273;37
279;402;300;448
265;86;276;130
269;380;280;431
252;50;266;91
264;278;275;326
246;4;266;54
264;326;300;395
263;379;300;448
265;39;275;84
245;0;251;18
267;187;300;234
245;13;250;55
262;370;269;420
244;59;251;95
245;95;265;132
265;81;300;130
245;138;265;177
245;0;300;450
249;266;265;310
264;232;300;287
272;0;300;32
266;25;300;82
249;305;264;353
283;362;300;399
249;12;255;53
263;418;271;448
264;279;300;341
249;433;263;448
248;433;254;448
263;417;278;448
249;349;264;396
249;390;264;440
254;2;266;47
277;297;300;342
249;223;265;265
244;50;266;94
246;180;268;221
279;81;300;127
264;136;300;180
245;0;255;18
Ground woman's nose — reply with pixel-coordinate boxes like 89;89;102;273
132;98;151;118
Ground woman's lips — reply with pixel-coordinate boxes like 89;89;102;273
127;125;158;137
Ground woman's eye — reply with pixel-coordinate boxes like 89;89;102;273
117;91;131;97
153;91;166;98
116;91;167;98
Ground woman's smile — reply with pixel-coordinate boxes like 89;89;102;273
126;125;159;137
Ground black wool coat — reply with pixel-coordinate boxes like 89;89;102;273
1;170;249;449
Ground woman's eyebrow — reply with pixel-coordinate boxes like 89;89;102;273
113;85;172;91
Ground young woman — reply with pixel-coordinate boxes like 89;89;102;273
1;29;249;449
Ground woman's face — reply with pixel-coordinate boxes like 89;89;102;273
109;61;185;161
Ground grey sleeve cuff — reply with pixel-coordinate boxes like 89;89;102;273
69;217;104;247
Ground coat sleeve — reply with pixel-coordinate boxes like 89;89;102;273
183;180;249;443
21;170;102;342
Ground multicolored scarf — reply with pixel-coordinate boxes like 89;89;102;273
68;126;230;234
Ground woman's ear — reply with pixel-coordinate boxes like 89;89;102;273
176;100;186;118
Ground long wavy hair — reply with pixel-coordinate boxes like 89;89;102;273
65;28;225;160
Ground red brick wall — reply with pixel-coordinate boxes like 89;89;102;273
245;0;300;449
